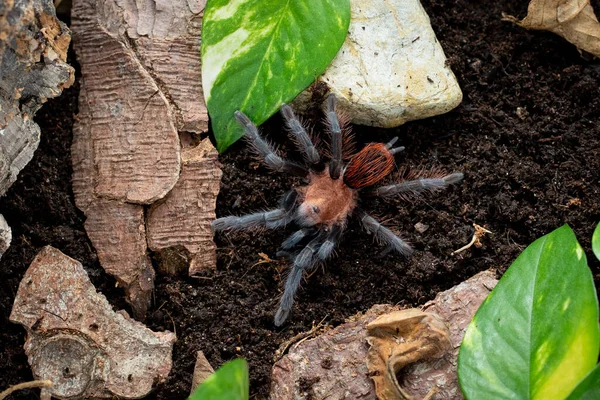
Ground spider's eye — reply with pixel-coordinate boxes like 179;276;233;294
312;206;320;214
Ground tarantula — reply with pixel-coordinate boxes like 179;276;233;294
212;95;463;326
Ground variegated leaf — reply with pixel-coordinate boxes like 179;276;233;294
201;0;350;152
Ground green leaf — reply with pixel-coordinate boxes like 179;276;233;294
458;225;600;400
566;364;600;400
189;358;249;400
592;223;600;262
201;0;351;152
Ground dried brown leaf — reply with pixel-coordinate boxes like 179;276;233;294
503;0;600;57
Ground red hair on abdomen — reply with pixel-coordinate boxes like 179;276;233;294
343;143;394;189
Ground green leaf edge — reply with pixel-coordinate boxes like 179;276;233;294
188;358;249;400
458;224;600;400
592;222;600;262
565;363;600;400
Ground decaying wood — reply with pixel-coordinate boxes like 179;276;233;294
10;246;175;399
270;270;498;400
503;0;600;57
71;0;220;314
0;0;74;195
147;138;222;276
84;199;154;320
0;214;11;259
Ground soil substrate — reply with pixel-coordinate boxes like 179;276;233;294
1;0;600;398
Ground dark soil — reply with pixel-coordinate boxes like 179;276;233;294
1;0;600;398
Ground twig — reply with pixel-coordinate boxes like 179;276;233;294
0;380;53;400
452;224;492;255
273;315;329;362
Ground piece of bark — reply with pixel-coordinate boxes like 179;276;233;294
271;304;398;400
402;269;498;399
190;351;214;394
147;138;222;276
10;246;176;399
270;270;498;400
0;214;11;259
72;0;181;205
0;0;74;195
84;199;154;320
503;0;600;57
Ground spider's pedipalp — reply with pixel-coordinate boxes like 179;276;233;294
388;146;405;156
357;210;413;257
316;225;343;261
325;94;344;179
234;111;307;176
281;104;320;165
275;234;323;326
373;172;464;198
282;228;314;250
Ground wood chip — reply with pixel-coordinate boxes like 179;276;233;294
147;138;222;276
190;351;214;394
10;246;175;399
84;199;154;320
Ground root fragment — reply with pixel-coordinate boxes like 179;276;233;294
452;223;492;255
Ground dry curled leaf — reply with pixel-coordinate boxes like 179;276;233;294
366;309;452;400
503;0;600;57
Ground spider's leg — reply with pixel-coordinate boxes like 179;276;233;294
212;209;291;232
212;190;298;232
281;228;315;250
373;172;464;198
325;94;344;179
234;111;307;176
274;233;324;326
281;104;320;165
316;224;343;261
356;209;413;257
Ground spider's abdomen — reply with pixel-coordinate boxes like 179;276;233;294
343;143;394;189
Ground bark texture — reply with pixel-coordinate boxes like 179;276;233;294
10;246;175;399
71;0;220;318
270;270;498;400
0;0;74;194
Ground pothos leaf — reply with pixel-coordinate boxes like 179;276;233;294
201;0;351;152
189;358;248;400
458;225;600;400
592;222;600;262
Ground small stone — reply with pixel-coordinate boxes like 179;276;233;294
414;222;429;233
293;0;462;128
10;246;176;399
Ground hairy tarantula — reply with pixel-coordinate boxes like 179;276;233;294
212;95;463;326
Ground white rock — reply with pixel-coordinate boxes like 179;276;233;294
294;0;462;127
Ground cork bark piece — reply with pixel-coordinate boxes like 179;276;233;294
72;0;181;205
147;138;222;275
84;198;155;320
270;270;498;399
10;246;176;399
